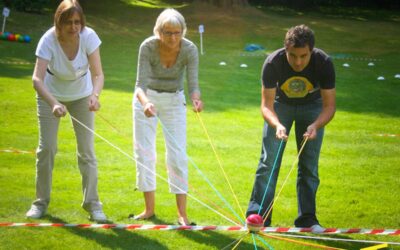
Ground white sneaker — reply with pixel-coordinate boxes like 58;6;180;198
310;224;325;233
26;206;44;219
89;210;107;223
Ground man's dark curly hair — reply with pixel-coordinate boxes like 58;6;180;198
284;24;315;51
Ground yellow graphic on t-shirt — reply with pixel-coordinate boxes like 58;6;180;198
280;76;313;98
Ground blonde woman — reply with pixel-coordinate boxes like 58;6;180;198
133;8;203;225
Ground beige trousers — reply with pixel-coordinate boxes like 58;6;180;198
32;96;102;212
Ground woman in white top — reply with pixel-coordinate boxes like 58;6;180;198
133;8;203;225
26;0;107;222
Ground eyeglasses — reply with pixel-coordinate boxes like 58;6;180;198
64;19;81;26
162;31;182;37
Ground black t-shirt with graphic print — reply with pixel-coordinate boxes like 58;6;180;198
262;48;335;105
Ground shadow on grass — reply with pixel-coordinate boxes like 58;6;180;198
150;216;256;249
268;232;385;250
44;214;257;249
46;215;168;249
0;63;34;79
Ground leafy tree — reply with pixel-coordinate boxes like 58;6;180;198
248;0;400;10
2;0;50;13
197;0;248;8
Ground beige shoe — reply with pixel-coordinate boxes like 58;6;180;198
89;210;107;223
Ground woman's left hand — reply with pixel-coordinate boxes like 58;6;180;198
89;94;101;111
192;99;203;112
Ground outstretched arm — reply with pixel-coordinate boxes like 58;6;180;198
88;47;104;111
261;86;288;140
32;57;67;117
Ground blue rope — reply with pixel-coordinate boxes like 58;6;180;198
256;234;274;250
257;139;284;215
156;115;244;224
251;233;259;250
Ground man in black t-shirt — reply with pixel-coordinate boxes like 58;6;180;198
246;25;336;232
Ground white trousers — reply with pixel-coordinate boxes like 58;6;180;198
133;89;188;194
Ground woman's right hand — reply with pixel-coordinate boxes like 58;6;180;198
52;103;67;117
143;102;156;117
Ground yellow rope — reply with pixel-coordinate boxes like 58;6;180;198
360;243;389;250
221;232;249;250
195;112;246;220
258;232;344;250
231;233;247;250
262;137;309;223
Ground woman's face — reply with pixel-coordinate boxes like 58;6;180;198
160;23;182;50
60;12;81;39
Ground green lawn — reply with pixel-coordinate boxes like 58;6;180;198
0;1;399;249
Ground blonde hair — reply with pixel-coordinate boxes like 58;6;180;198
54;0;86;36
153;8;187;38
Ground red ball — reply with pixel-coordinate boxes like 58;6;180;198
7;34;16;41
246;214;264;232
246;214;263;224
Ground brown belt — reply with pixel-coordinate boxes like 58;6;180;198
149;88;181;93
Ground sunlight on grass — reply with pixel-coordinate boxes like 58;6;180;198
122;0;189;9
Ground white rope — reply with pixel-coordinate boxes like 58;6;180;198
70;114;240;226
271;233;400;246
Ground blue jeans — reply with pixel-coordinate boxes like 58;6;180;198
247;99;324;227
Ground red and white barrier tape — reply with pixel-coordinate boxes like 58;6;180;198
0;223;242;231
262;227;400;235
1;223;399;235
